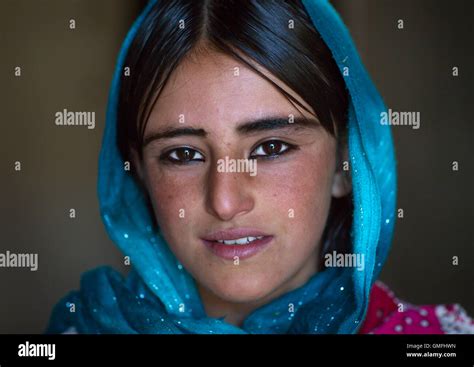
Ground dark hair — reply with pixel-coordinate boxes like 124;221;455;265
117;0;353;266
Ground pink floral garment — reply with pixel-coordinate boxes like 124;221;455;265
359;281;474;334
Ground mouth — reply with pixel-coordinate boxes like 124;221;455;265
201;228;274;260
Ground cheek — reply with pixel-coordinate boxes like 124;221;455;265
255;148;336;234
143;166;201;240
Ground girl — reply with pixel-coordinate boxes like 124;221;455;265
47;0;473;334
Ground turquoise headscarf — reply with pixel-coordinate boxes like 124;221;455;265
46;0;397;334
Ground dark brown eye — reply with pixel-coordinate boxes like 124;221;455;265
263;141;282;155
176;148;192;161
162;147;204;164
250;140;294;159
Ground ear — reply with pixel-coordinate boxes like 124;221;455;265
331;144;352;198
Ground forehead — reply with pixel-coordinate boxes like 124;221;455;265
147;49;314;130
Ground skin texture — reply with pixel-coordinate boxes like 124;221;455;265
134;47;350;326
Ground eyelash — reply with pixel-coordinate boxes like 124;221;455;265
159;140;297;165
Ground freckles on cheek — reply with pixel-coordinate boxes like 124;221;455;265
265;156;333;195
256;152;335;223
146;171;197;224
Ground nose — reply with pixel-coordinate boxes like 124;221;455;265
205;159;255;221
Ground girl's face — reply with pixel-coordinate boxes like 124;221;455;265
137;49;349;319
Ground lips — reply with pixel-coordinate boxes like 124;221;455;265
201;227;274;260
202;227;270;241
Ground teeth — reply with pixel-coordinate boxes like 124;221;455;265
216;236;264;245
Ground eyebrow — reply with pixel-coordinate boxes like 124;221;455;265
143;127;207;147
143;116;319;147
236;116;319;134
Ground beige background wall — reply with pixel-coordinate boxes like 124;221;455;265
1;0;472;333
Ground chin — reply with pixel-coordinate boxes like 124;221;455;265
202;270;281;304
